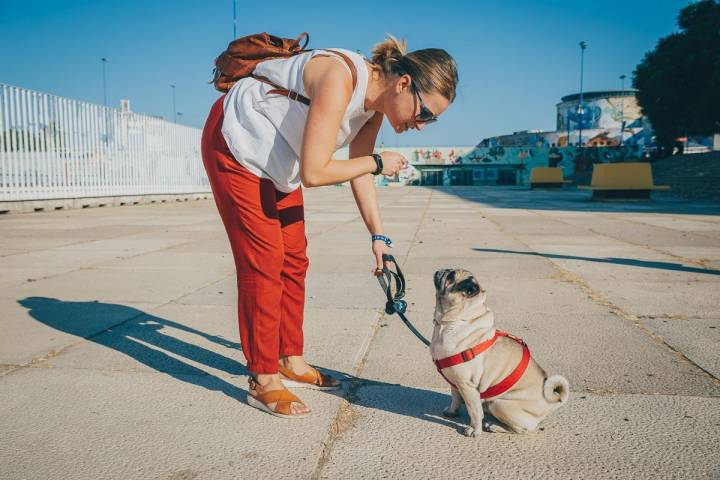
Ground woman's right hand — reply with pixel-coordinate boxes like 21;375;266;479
378;151;408;176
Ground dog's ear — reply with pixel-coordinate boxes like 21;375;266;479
451;276;481;297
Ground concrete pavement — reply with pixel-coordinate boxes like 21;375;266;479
1;186;719;479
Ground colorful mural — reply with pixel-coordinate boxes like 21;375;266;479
556;92;643;131
458;145;644;185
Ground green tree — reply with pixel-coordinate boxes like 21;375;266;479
633;0;720;153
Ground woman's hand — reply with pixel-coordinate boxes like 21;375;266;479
378;151;408;177
372;239;390;275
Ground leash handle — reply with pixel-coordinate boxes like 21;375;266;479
377;254;406;314
375;254;431;347
381;254;405;299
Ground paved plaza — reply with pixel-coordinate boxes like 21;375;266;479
1;186;719;479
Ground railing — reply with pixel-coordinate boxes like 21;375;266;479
0;83;209;201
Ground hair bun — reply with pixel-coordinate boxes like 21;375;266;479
371;34;408;72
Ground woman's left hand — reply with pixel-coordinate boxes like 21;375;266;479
372;240;390;276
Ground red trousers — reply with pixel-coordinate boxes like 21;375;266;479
201;96;309;374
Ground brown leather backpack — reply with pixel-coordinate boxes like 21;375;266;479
211;32;356;106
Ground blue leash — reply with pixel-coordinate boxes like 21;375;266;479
376;254;431;347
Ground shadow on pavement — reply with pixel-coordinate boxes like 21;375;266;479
18;297;462;431
420;186;720;216
18;296;249;401
473;247;720;276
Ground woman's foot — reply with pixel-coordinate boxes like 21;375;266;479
248;373;311;417
278;356;341;390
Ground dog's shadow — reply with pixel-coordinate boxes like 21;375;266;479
18;297;463;431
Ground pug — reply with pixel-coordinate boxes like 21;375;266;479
432;268;569;436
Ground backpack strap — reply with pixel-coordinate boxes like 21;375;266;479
314;49;358;91
256;49;358;106
253;75;312;106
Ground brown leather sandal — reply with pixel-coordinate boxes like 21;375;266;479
278;364;341;391
247;377;312;419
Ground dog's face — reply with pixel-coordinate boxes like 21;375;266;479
433;268;486;323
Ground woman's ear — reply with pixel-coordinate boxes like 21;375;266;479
396;73;411;93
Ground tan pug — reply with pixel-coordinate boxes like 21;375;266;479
431;268;569;436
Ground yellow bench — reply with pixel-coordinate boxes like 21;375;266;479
530;167;572;189
578;162;670;200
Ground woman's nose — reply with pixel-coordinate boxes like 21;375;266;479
415;122;426;131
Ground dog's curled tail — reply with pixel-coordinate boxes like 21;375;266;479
543;375;570;404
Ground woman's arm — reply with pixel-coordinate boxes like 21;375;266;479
349;112;394;273
299;58;405;187
299;57;375;187
349;111;384;235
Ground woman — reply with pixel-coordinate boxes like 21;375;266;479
201;35;458;418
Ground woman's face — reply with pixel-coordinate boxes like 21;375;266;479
384;73;451;134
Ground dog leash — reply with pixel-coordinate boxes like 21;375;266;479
376;254;431;347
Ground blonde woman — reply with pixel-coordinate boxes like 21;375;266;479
201;35;458;418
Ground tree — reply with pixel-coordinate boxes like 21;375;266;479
633;0;720;153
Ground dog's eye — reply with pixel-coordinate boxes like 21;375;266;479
452;277;481;297
443;271;456;291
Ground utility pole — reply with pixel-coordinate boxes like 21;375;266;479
619;74;626;147
170;84;177;123
233;0;237;38
578;41;587;147
101;57;108;107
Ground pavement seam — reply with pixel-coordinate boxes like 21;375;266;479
0;234;225;292
603;213;720;244
482;207;720;384
309;189;434;480
551;266;720;384
532;209;716;270
304;187;416;241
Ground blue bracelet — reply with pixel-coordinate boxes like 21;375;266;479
372;234;393;247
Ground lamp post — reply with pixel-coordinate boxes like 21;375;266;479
101;57;108;108
577;41;587;147
619;74;626;147
170;84;177;123
232;0;237;38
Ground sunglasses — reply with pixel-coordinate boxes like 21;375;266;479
411;81;438;124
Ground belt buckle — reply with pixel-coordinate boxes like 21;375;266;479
461;350;474;362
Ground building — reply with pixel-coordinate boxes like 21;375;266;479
479;90;652;149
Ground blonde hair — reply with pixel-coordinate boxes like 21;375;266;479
370;34;458;102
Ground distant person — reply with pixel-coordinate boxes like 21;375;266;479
201;35;458;418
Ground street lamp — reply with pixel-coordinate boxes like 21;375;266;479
170;84;177;123
101;57;108;108
578;41;587;147
619;74;626;147
232;0;237;38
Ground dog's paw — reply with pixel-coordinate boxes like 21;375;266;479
483;421;509;434
463;426;480;437
442;408;460;418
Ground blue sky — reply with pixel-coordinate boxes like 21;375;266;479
1;0;689;146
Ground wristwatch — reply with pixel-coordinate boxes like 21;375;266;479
371;153;383;176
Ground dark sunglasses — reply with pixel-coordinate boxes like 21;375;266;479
411;81;438;124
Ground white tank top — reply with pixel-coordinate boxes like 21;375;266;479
221;48;376;193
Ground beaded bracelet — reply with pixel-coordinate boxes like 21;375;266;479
372;234;393;247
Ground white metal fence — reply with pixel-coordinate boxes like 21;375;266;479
0;83;209;202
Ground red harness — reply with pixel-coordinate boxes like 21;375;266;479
434;330;531;399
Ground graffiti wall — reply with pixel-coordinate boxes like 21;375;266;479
459;145;644;185
556;95;643;132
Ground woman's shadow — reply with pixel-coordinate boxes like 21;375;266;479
18;297;461;430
